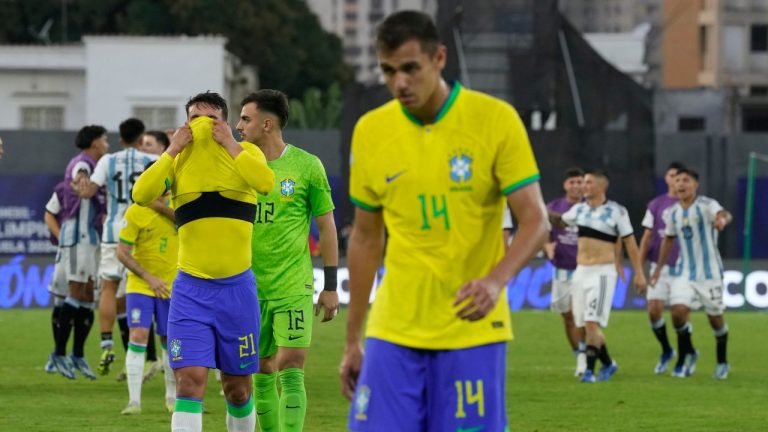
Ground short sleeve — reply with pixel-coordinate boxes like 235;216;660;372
90;156;108;186
119;205;141;245
663;208;677;237
705;198;724;221
616;206;634;237
494;104;540;195
71;160;92;179
309;156;335;217
561;204;580;226
641;209;654;230
45;192;61;215
349;117;382;211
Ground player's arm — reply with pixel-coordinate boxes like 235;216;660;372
622;234;646;293
44;211;60;241
116;240;170;298
211;120;274;194
315;211;340;323
614;238;626;283
341;207;385;400
455;182;548;321
715;209;732;231
652;236;675;286
74;177;100;199
147;196;175;222
132;153;174;206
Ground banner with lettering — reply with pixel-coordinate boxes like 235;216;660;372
0;174;60;254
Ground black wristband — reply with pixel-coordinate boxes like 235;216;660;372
323;266;338;291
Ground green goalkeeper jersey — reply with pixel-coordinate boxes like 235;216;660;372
251;144;335;300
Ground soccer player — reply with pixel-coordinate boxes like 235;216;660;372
339;11;548;431
545;167;587;376
132;91;274;432
652;168;732;379
237;89;340;432
117;185;178;414
141;130;171;155
75;118;158;376
558;170;647;383
638;161;685;374
51;125;109;380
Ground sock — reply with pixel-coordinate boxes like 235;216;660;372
55;298;79;356
72;305;94;358
146;324;158;362
51;304;62;349
226;396;256;432
651;318;673;353
117;314;129;351
172;398;203;432
577;341;586;353
598;344;613;367
279;368;306;432
585;345;599;373
253;373;279;432
162;347;176;400
100;332;114;350
675;322;694;368
126;342;147;405
714;324;729;364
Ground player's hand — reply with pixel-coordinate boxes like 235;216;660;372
633;272;648;295
147;197;168;212
616;264;627;284
649;268;661;287
315;291;340;322
144;273;170;298
167;124;192;157
212;120;238;148
453;277;503;321
715;215;728;231
340;343;363;401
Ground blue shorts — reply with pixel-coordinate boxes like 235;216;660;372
349;338;508;432
126;293;170;336
167;269;260;375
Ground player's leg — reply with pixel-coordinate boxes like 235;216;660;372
122;293;155;414
53;278;82;379
143;323;162;383
70;277;97;380
97;278;119;374
698;281;729;379
647;264;674;373
552;275;585;376
213;270;260;432
254;299;279;432
669;279;696;377
46;253;68;373
583;266;617;382
427;342;507;432
154;297;176;412
348;338;427;432
570;267;589;380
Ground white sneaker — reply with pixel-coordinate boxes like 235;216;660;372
575;352;587;376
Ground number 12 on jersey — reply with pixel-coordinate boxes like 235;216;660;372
418;194;450;230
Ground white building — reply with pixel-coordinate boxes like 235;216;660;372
306;0;437;83
0;35;256;131
583;24;650;84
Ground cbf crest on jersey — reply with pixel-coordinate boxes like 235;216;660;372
170;338;182;361
449;150;473;192
130;308;141;324
354;385;371;421
280;178;296;201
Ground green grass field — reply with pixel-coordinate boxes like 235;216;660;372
1;308;766;431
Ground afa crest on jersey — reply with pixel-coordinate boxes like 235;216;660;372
449;150;473;192
170;338;182;360
280;178;296;201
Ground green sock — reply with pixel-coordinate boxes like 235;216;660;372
279;368;306;432
253;372;279;432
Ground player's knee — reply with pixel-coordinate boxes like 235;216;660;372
277;349;307;370
129;328;150;345
223;382;251;405
175;370;207;397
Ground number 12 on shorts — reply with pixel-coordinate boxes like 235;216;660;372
238;333;256;358
454;379;485;418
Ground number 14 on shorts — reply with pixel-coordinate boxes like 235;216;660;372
455;379;485;418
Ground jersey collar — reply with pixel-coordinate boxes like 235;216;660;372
400;81;462;126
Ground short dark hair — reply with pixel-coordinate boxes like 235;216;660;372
585;168;610;182
119;118;145;144
564;167;585;180
145;131;170;150
241;89;290;129
667;161;686;172
185;91;228;120
75;125;107;149
376;10;440;55
677;167;699;181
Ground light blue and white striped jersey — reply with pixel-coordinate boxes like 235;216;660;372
90;147;157;243
663;195;724;281
60;155;101;247
561;200;633;241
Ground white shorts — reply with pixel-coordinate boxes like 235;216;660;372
47;250;69;297
670;278;725;315
117;277;127;298
572;264;617;328
99;243;125;281
647;262;675;302
60;242;100;284
550;268;575;313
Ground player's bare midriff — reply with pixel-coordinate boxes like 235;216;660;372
576;237;615;266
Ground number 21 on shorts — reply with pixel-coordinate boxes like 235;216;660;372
454;379;485;418
238;333;256;358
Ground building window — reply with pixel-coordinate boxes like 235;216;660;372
678;116;706;132
345;12;357;21
751;86;768;96
20;106;64;130
743;106;768;131
345;28;357;38
751;24;768;52
133;106;176;130
344;46;362;56
371;0;382;9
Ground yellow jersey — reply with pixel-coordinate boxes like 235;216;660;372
132;116;274;278
350;83;539;349
119;203;178;297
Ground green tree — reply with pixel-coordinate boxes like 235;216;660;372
290;82;343;130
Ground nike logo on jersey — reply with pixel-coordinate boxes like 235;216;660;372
288;335;303;341
239;361;256;369
385;170;407;183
